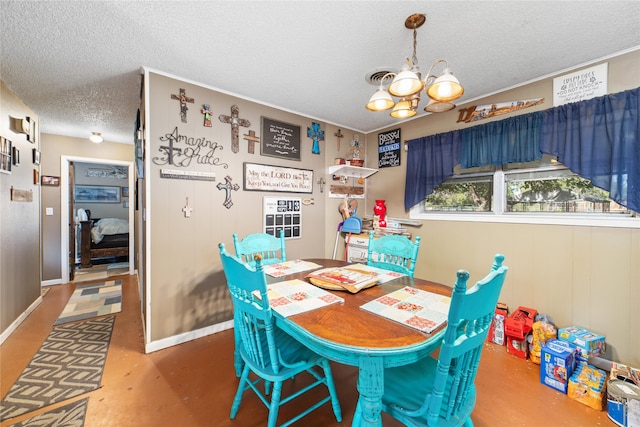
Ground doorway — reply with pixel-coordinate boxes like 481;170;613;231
60;156;134;283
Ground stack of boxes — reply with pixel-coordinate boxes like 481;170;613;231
495;307;637;419
538;325;611;412
505;306;537;359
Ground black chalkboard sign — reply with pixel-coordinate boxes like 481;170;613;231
261;117;301;161
378;128;401;168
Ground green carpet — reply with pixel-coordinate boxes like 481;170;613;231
54;280;122;325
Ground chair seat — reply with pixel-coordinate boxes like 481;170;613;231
382;356;476;427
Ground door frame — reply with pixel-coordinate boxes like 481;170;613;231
60;156;135;281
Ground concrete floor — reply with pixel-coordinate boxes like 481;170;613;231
1;274;611;426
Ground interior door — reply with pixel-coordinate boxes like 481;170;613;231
68;161;75;281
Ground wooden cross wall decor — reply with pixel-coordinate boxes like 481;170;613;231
218;105;251;153
307;122;324;155
170;88;194;123
217;175;240;209
201;104;213;127
243;130;260;154
182;197;193;218
334;128;344;151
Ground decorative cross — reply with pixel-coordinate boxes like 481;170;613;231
182;197;193;218
243;130;260;154
334;128;344;151
170;88;194;123
201;104;213;127
217;175;240;209
218;105;250;153
159;136;182;165
307;122;324;155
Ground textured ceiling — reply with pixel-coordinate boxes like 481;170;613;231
1;1;639;145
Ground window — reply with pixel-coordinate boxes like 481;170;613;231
505;169;630;215
423;174;493;212
412;155;638;228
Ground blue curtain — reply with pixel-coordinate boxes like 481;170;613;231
404;131;460;211
460;112;543;168
403;88;639;213
540;88;639;213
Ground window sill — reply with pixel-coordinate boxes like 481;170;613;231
409;207;640;229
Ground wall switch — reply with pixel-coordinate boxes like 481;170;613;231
45;207;54;216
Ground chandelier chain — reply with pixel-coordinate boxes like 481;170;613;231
412;29;419;67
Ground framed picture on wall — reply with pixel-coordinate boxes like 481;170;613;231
75;185;121;203
32;148;41;165
41;175;60;186
121;186;129;197
11;146;19;166
1;137;12;174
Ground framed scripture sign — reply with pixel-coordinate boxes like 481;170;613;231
261;117;301;160
378;128;401;168
244;162;313;193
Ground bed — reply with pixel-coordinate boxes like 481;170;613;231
80;218;129;268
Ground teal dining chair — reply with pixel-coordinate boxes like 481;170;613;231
230;230;286;376
233;230;286;267
354;254;509;427
218;244;342;427
367;231;421;277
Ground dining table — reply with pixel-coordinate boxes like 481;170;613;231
267;258;452;427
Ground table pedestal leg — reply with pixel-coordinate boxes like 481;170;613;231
354;356;384;427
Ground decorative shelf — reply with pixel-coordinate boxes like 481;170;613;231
328;164;378;179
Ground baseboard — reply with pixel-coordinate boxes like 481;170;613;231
144;319;234;354
42;278;62;286
0;296;43;345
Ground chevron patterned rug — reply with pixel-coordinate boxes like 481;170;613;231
10;398;88;427
0;316;115;422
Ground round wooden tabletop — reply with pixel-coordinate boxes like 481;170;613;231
269;258;452;356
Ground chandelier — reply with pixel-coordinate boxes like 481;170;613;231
366;13;464;118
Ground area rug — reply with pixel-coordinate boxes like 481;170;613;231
54;280;122;325
0;316;115;422
9;398;88;427
72;270;108;283
106;262;129;270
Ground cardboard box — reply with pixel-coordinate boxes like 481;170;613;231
558;326;606;362
488;303;508;345
507;335;528;359
568;363;607;410
540;339;577;393
610;362;640;387
505;306;537;339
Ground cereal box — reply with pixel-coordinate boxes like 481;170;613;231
540;339;577;393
